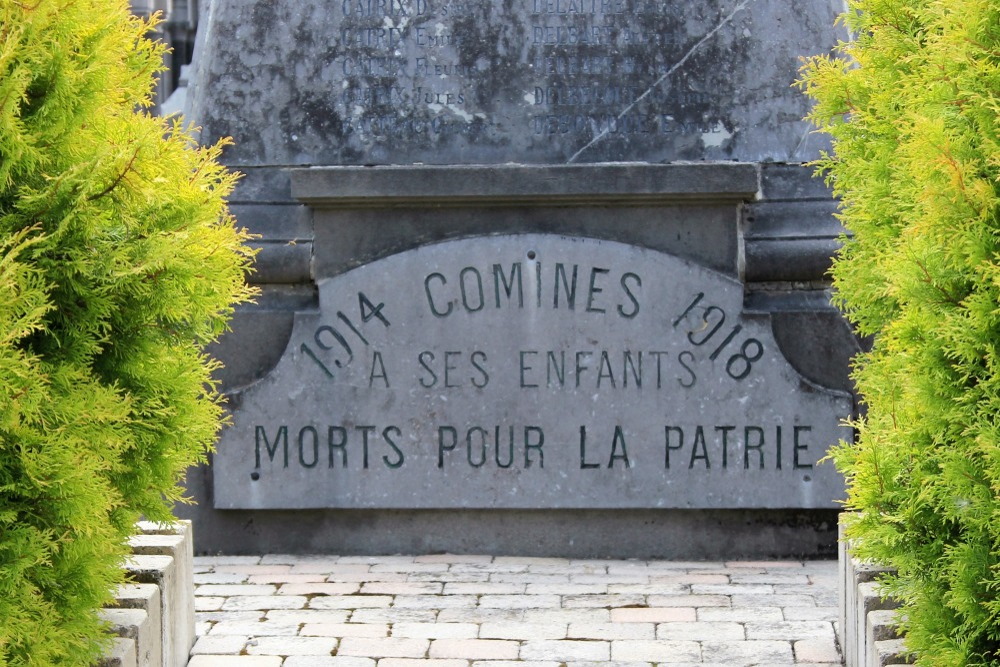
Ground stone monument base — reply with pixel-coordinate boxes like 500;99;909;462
188;163;857;559
176;493;839;558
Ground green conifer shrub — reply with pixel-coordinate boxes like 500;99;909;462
799;0;1000;664
0;1;255;662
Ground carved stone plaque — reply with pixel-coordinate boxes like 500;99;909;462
188;0;843;165
214;234;850;509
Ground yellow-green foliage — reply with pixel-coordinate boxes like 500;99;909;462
0;1;255;663
799;0;1000;664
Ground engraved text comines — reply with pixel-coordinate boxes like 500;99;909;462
214;235;850;509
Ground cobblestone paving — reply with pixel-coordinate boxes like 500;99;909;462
188;555;842;667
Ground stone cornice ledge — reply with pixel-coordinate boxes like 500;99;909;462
290;163;759;208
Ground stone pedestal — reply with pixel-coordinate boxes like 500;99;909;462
180;0;860;558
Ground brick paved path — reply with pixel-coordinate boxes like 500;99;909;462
188;555;842;666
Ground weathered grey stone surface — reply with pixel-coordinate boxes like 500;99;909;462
97;638;138;667
868;609;903;644
125;555;181;667
112;584;162;667
98;608;152;667
187;0;845;166
300;163;754;280
857;581;902;667
127;534;194;665
215;233;850;509
873;639;915;667
291;162;760;205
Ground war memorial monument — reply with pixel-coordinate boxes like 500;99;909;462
177;0;861;558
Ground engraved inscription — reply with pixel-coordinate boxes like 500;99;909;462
331;0;746;149
215;235;849;510
197;0;845;165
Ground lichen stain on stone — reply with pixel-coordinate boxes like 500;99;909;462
190;0;843;165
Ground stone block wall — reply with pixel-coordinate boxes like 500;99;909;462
97;521;195;667
838;518;912;667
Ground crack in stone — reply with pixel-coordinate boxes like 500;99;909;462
791;125;816;161
565;0;756;164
